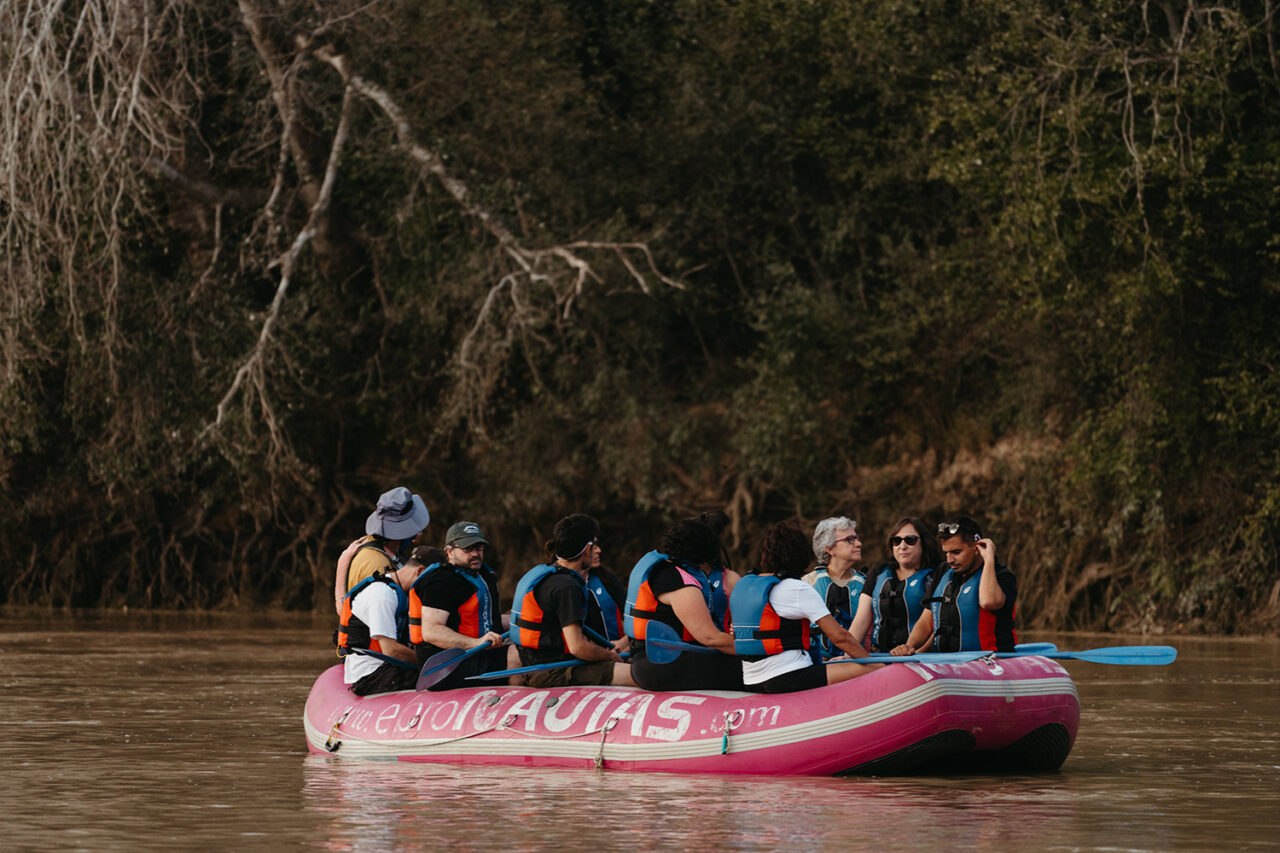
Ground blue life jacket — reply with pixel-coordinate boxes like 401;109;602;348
811;567;866;657
624;550;729;640
511;563;588;652
337;573;409;655
869;565;933;652
928;564;1017;652
587;571;623;642
730;574;811;659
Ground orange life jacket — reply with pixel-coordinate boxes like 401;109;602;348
407;562;497;646
336;574;409;656
509;564;588;653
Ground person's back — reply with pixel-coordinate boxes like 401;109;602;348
337;566;418;696
626;518;743;692
510;514;631;689
733;524;879;693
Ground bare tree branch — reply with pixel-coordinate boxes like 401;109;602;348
202;83;355;443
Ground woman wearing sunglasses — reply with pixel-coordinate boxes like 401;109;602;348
849;517;942;652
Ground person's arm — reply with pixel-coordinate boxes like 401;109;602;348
849;592;874;647
975;539;1005;611
562;623;623;662
892;610;934;655
417;607;504;650
660;586;736;653
334;538;362;615
720;568;741;597
817;615;868;659
370;635;417;663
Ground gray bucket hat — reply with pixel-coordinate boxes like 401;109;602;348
365;487;431;540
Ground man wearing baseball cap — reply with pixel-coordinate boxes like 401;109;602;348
408;520;516;690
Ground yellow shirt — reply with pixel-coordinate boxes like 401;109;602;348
346;538;394;592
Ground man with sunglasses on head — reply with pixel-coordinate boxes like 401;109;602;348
890;516;1017;656
408;521;518;690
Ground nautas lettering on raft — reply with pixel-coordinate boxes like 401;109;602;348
325;689;783;742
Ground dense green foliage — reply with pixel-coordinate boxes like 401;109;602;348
2;0;1277;632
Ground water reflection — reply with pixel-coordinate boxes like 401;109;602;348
3;611;1278;851
301;758;1087;851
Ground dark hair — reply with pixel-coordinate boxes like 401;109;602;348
937;515;983;543
410;545;448;567
885;516;941;570
698;511;730;537
546;513;599;561
757;524;811;580
697;510;733;570
659;519;721;565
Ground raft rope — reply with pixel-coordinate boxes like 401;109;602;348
595;716;622;769
323;710;352;753
720;709;744;755
322;709;628;757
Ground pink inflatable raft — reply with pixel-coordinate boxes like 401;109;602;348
304;655;1079;775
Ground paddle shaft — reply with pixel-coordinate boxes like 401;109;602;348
826;645;1178;666
466;652;630;682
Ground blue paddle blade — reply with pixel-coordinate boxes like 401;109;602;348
414;630;509;690
643;621;717;664
415;647;469;690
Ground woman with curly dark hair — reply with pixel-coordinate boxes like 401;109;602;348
729;524;881;693
849;517;942;652
625;517;744;691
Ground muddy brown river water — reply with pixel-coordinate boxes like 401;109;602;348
2;610;1276;851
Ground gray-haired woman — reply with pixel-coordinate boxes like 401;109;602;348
804;516;868;656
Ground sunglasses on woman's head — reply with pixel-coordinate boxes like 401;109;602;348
890;535;919;546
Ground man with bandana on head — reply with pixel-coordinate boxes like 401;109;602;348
333;487;431;614
509;514;634;689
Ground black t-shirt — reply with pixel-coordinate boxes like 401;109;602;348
630;560;706;655
647;561;694;598
412;565;502;659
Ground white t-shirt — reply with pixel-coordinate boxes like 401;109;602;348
343;580;403;684
741;578;831;685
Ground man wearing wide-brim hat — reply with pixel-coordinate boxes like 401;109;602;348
332;486;431;613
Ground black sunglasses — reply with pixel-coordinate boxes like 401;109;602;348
890;535;920;546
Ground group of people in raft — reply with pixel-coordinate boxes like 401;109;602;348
334;486;1017;697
